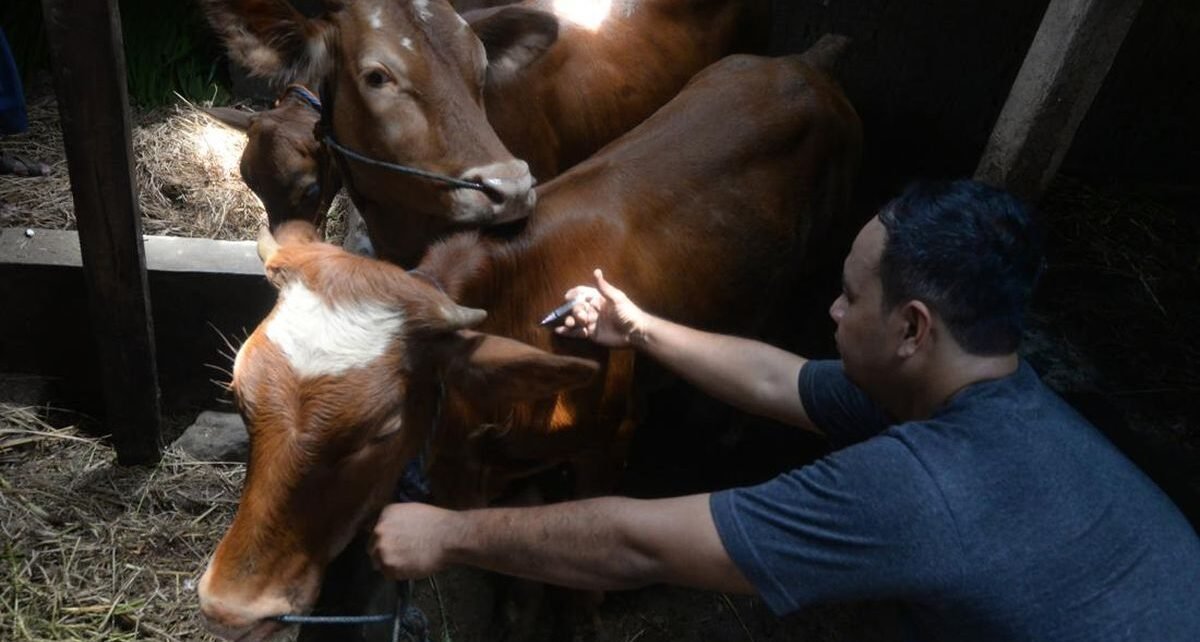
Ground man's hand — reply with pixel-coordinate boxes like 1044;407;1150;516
556;269;650;347
370;503;456;580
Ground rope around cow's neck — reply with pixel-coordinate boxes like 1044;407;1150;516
274;579;429;642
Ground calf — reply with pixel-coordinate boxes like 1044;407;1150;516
198;45;860;641
201;0;768;266
204;86;340;232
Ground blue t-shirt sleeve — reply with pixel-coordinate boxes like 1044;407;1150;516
710;435;962;615
800;360;892;448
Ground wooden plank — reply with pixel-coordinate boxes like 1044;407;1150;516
40;0;162;464
0;229;266;275
976;0;1144;202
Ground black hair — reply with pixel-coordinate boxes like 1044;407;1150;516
876;179;1045;355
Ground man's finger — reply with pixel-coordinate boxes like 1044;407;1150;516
594;268;620;300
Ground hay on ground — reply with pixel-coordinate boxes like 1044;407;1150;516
0;94;351;244
0;404;243;641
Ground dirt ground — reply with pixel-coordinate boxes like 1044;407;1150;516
1;94;1197;641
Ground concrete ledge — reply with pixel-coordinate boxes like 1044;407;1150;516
1;228;264;275
0;228;276;413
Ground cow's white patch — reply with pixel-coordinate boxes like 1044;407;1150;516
401;37;414;51
265;281;404;378
369;8;383;29
413;0;432;22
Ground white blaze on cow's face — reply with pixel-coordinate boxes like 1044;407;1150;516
200;230;484;639
264;280;405;379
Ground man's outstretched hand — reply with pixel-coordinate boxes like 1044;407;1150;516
555;269;650;348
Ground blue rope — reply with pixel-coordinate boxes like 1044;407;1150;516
275;613;392;625
284;84;322;113
274;583;430;642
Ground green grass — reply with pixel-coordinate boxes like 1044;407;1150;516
1;0;230;107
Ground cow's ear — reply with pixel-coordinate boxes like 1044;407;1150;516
443;331;597;403
202;106;255;132
469;7;559;82
200;0;336;86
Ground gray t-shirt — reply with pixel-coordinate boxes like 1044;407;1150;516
711;360;1200;641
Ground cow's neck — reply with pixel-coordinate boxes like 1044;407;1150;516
356;196;458;269
416;169;614;344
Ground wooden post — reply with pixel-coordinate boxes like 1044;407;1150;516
41;0;162;464
976;0;1143;202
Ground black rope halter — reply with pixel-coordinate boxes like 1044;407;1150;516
295;81;501;200
322;134;503;202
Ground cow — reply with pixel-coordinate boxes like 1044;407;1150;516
200;0;770;266
197;41;861;641
204;86;339;232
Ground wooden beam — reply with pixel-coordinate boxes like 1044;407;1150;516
40;0;162;464
976;0;1143;202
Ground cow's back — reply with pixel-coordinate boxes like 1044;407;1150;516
528;51;862;334
426;51;861;499
483;0;769;179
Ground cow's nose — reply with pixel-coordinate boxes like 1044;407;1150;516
455;159;537;225
197;567;292;641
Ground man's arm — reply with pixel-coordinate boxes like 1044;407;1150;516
558;269;818;433
371;495;755;594
633;314;815;431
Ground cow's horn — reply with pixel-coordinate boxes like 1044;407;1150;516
443;303;487;330
256;226;280;263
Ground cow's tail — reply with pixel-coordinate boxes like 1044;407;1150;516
800;34;852;75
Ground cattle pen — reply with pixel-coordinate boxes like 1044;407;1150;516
2;0;1198;641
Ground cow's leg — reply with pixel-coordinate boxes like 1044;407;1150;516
298;533;396;642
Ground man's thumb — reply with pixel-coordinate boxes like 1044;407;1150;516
594;268;619;299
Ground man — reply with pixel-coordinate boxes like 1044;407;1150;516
371;180;1200;640
1;27;49;177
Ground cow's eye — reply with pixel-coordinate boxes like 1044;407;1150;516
364;69;389;88
303;182;320;201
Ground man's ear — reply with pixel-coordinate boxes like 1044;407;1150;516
468;7;559;82
442;331;598;404
896;300;933;358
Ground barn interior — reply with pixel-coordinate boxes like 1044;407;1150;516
0;0;1196;640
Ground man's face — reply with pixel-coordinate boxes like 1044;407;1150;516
829;217;898;392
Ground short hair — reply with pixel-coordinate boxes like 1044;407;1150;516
876;180;1044;355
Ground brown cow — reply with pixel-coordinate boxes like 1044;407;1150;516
198;46;860;641
204;86;340;232
201;0;768;266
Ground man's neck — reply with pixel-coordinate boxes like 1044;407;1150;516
888;351;1020;422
